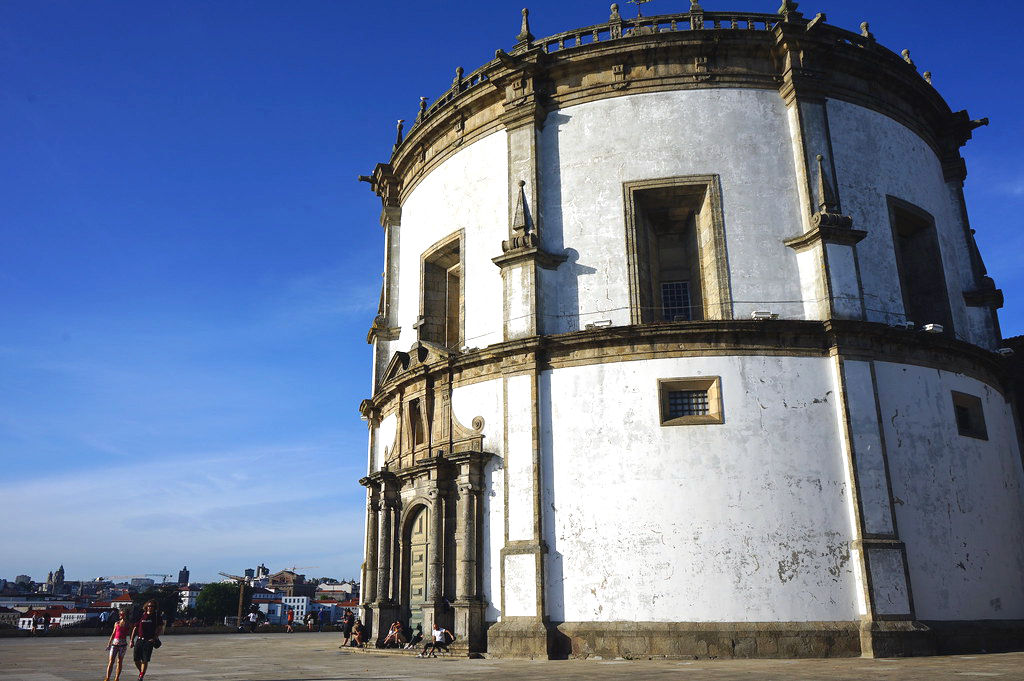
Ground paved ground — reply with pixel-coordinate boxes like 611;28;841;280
2;632;1023;680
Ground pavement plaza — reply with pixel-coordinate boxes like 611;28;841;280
1;632;1022;681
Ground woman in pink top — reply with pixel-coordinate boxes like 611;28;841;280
103;609;130;681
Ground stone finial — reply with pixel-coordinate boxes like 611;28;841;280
511;180;528;234
610;3;621;21
516;8;534;45
690;1;704;12
923;71;932;85
901;49;915;67
778;0;805;23
860;21;874;40
393;119;405;151
815;154;838;213
453;66;464;87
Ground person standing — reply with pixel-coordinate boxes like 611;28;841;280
285;608;295;633
130;600;164;680
340;610;353;647
317;608;327;632
103;609;130;681
246;607;259;633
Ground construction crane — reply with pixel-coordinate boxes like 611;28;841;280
283;565;318;573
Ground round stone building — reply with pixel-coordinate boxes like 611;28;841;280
356;2;1023;659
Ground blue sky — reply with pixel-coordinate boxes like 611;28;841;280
1;1;1021;584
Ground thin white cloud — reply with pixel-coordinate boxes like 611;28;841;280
0;442;367;581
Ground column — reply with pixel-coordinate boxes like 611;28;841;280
364;494;379;603
376;498;392;602
427;489;444;601
456;481;477;600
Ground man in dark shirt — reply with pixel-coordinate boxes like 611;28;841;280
130;600;164;680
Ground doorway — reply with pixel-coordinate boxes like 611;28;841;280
403;505;429;634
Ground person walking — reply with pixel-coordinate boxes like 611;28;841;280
285;607;295;633
317;608;327;632
102;609;130;681
246;607;259;633
130;600;164;681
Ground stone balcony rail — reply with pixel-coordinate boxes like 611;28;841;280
400;5;926;158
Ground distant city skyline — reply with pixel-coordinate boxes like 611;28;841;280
2;1;1021;583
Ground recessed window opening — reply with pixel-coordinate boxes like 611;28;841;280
659;376;723;426
421;235;463;349
888;197;952;332
409;398;425;447
635;186;704;322
951;391;987;440
624;176;731;324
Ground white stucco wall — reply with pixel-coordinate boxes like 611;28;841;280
452;379;505;622
395;131;508;351
874;362;1024;620
540;355;859;623
827;100;989;346
538;89;806;332
370;413;397;474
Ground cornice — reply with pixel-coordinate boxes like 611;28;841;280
368;320;1013;413
362;9;979;208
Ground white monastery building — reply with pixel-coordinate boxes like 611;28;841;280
356;2;1023;659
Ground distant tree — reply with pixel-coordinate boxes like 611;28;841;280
195;583;249;623
131;585;179;623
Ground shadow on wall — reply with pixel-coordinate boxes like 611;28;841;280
540;111;597;334
538;370;568;658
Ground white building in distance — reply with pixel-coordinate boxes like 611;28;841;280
357;2;1022;659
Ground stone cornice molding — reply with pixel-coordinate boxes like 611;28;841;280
359;9;981;208
369;320;1013;414
784;223;866;251
491;245;567;271
963;286;1004;310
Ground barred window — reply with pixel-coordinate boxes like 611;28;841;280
667;389;708;417
661;281;692;322
659;377;723;426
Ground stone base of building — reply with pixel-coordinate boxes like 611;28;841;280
489;621;862;659
859;620;934;658
925;620;1024;655
487;620;1024;659
486;617;557;659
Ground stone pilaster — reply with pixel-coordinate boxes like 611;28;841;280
486;45;560;660
453;467;486;653
829;347;932;657
776;21;867;323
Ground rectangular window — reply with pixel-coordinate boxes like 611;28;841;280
952;391;987;440
659;376;723;426
419;232;463;349
887;196;953;332
667;388;708;417
661;281;692;322
624;175;731;324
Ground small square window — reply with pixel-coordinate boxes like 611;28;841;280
659;376;723;426
951;391;987;440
